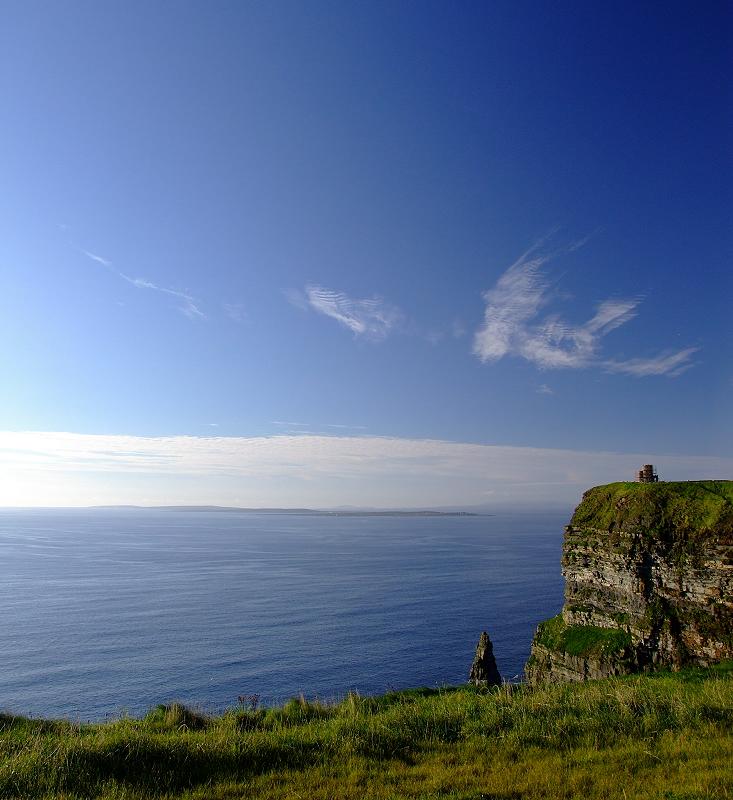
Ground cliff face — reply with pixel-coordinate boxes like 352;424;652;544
525;480;733;684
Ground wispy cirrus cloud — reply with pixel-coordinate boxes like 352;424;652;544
605;348;699;377
82;249;113;267
473;238;696;377
81;249;205;320
289;285;401;340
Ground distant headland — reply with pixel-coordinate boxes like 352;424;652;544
91;505;481;517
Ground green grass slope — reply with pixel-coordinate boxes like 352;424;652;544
533;614;633;659
569;480;733;547
1;664;731;800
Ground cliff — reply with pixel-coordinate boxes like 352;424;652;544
525;480;733;683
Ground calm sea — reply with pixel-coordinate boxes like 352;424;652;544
0;509;567;721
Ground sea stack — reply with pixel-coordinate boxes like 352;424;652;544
469;631;502;686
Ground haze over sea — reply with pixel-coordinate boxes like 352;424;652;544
1;509;565;721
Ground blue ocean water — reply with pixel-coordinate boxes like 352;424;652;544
0;509;567;721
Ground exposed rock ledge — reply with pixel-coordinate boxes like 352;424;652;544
525;480;733;684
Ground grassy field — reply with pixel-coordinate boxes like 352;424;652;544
0;663;731;799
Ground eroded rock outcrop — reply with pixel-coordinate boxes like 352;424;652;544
526;480;733;684
469;631;501;686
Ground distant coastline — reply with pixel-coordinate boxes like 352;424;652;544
91;505;482;517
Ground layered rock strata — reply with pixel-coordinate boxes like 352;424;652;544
526;480;733;684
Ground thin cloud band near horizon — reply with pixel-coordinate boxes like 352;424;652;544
1;430;729;509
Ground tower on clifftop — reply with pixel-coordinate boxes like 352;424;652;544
637;464;659;483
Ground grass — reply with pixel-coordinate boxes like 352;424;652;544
568;480;733;557
533;614;632;659
0;664;731;799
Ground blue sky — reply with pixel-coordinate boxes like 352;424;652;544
1;1;731;507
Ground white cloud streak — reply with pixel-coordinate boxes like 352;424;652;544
473;240;696;377
82;249;113;267
605;347;699;377
0;431;730;509
81;249;205;320
294;285;401;340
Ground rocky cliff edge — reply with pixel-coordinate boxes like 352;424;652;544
525;480;733;684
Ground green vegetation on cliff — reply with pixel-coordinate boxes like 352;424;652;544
571;479;733;534
569;480;733;548
534;614;632;659
1;665;731;800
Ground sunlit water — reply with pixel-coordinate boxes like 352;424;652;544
0;509;567;720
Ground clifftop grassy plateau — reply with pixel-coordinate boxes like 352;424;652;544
569;480;733;545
